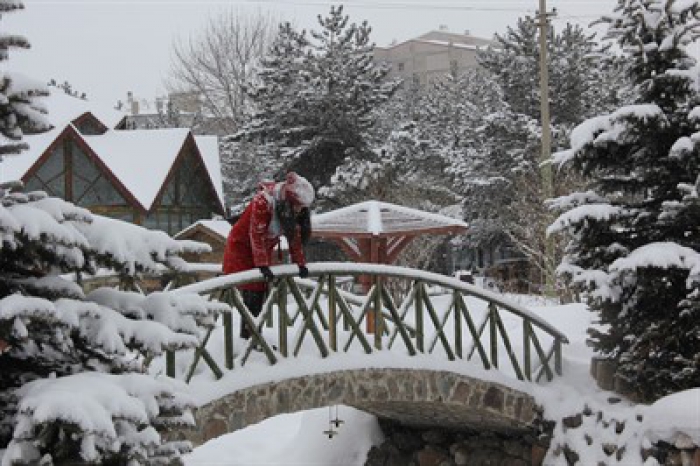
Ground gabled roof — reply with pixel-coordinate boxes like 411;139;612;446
43;91;126;129
1;91;126;183
312;201;469;238
0;126;223;213
82;128;223;210
177;219;232;241
194;135;223;206
176;219;290;250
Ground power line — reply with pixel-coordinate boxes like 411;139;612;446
29;0;532;11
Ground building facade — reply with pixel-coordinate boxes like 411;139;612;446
373;29;495;87
1;93;225;237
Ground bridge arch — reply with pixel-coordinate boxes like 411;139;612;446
183;368;538;446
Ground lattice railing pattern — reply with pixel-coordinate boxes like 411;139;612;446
148;263;570;384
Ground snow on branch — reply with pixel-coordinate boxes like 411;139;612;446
87;288;225;339
610;242;700;275
547;203;630;236
77;214;212;275
546;191;607;212
2;372;195;465
555;105;666;166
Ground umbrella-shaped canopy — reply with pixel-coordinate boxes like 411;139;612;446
311;200;468;265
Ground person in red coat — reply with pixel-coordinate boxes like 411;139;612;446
223;172;315;339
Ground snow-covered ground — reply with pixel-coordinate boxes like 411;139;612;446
179;292;700;465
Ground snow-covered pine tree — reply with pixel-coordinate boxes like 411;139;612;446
322;70;471;209
0;1;49;157
0;4;227;463
227;6;398;202
467;19;622;289
459;106;542;253
220;21;309;207
479;19;610;127
549;0;700;401
478;18;542;120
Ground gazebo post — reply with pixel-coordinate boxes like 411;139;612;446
366;236;389;334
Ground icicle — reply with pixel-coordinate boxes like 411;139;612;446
331;405;344;428
323;406;338;439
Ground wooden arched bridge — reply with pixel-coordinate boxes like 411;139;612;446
163;262;568;384
86;262;570;444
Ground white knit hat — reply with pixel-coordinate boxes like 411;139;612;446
283;172;315;207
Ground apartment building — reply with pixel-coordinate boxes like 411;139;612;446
373;28;495;87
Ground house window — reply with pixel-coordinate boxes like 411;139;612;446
412;73;421;87
71;143;127;206
397;62;405;72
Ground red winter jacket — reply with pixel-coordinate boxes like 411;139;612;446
222;182;306;291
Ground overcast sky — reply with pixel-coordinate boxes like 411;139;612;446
4;0;626;108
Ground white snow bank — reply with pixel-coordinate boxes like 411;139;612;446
643;389;700;446
184;406;383;466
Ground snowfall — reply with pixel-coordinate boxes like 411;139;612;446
156;275;700;466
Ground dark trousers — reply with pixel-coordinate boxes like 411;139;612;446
240;289;266;339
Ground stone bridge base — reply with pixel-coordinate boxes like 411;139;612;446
367;418;547;466
177;368;539;447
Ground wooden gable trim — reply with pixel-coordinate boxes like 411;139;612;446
71;112;108;134
22;125;74;182
149;132;225;215
24;125;147;214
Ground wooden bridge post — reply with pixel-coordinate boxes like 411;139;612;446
223;309;234;370
523;321;532;381
278;279;289;358
489;303;498;369
373;275;383;350
328;275;338;352
415;281;424;353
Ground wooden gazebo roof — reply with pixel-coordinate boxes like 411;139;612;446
311;201;468;264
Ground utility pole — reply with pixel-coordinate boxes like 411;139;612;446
536;0;557;297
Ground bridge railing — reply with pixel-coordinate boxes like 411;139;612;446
166;262;568;384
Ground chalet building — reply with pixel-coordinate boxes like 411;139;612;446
174;219;231;263
1;92;224;236
373;28;495;88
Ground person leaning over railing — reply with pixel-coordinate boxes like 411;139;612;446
222;172;314;340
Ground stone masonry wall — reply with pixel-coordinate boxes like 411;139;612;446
365;418;551;466
177;368;539;447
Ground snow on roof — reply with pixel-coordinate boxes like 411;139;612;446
44;90;126;129
176;218;290;250
0;91;126;183
417;39;479;50
375;30;494;51
0;127;223;213
195;135;223;207
82;128;192;210
312;201;469;237
177;219;232;240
